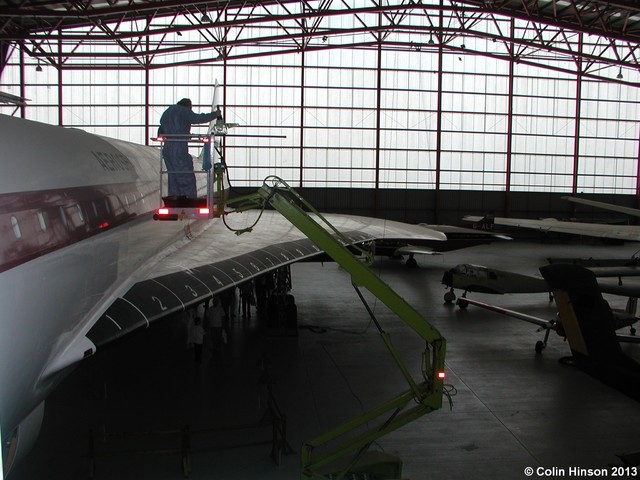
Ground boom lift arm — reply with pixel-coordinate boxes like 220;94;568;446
227;177;448;479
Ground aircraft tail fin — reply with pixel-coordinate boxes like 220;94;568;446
539;263;640;400
470;213;495;232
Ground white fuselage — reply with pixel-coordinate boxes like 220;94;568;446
442;263;549;295
0;115;197;472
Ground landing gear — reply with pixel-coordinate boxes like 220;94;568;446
534;325;552;354
444;289;456;303
406;256;418;268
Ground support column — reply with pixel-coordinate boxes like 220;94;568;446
299;50;305;188
19;44;26;118
635;123;640;208
434;5;444;223
57;30;63;126
572;33;584;196
144;33;150;146
505;18;515;216
374;14;383;217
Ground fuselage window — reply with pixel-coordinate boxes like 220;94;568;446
59;206;68;227
109;195;125;216
76;205;85;224
37;211;47;232
10;215;21;239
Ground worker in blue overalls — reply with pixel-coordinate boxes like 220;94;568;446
158;98;221;198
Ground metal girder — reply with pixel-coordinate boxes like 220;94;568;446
0;0;639;84
459;0;640;42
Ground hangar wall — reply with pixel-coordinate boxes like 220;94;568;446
231;187;640;233
2;33;640;199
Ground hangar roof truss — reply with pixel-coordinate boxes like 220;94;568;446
0;0;639;84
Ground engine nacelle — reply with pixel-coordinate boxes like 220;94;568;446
2;402;45;476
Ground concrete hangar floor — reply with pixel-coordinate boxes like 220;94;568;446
10;240;640;480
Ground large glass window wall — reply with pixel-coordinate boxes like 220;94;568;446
2;17;639;194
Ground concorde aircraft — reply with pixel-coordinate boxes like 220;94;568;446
0;113;447;476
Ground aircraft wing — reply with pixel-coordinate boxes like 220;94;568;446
616;333;640;344
458;275;639;346
456;297;554;329
589;266;640;277
563;196;640;219
463;215;640;242
85;211;446;351
394;245;442;256
423;223;513;241
597;279;640;298
0;91;28;106
458;292;639;348
589;267;640;298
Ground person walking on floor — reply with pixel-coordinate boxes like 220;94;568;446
189;317;206;363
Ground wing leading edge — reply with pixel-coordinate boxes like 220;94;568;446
88;232;326;347
87;210;445;349
464;215;640;242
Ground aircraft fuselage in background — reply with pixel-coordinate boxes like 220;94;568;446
441;263;549;303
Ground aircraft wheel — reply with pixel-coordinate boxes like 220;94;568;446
444;291;456;303
535;340;545;354
406;257;418;268
457;299;468;309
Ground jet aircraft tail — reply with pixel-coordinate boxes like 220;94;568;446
470;213;495;232
539;263;640;401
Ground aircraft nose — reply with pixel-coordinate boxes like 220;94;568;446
442;270;453;286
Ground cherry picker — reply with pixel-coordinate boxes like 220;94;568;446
152;115;449;479
226;177;449;479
